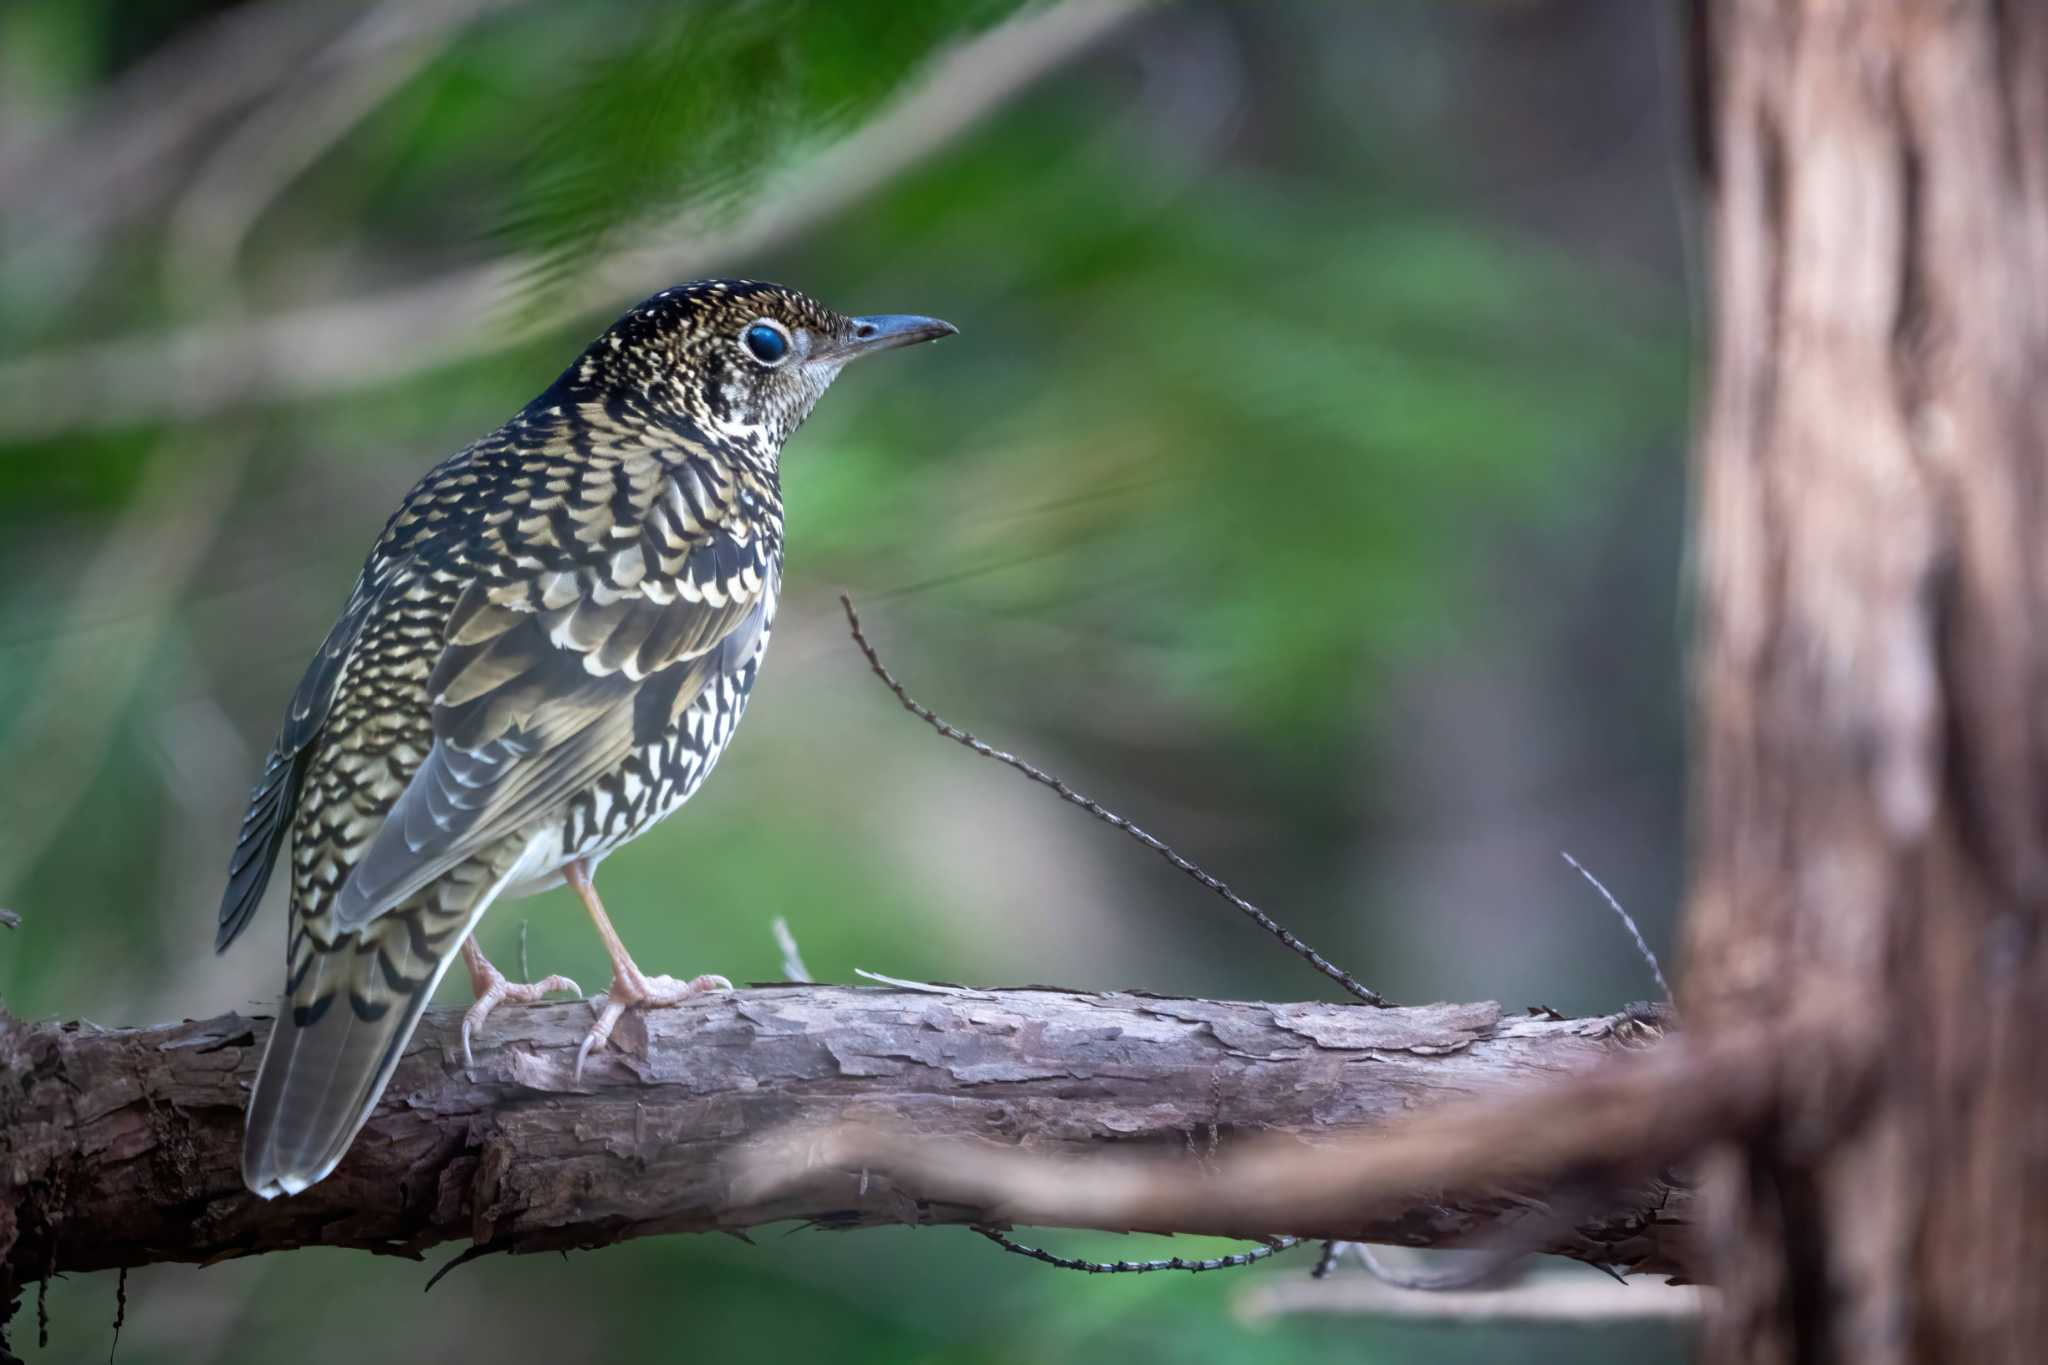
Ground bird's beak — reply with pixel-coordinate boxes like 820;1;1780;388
826;314;959;361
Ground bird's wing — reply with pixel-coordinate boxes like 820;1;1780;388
216;564;398;952
326;519;774;932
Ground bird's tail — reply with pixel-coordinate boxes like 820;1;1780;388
243;890;489;1198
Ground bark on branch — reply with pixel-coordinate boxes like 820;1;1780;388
0;986;1693;1289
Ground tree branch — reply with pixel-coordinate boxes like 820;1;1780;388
0;987;1694;1288
734;1006;1804;1258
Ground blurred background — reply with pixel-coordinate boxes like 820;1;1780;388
0;0;1694;1359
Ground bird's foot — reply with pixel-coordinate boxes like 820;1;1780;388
461;955;581;1067
575;965;733;1079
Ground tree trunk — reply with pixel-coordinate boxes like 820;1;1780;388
1689;2;2048;1360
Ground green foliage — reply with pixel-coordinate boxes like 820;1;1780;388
499;0;1050;303
0;2;1692;1361
0;428;158;515
785;114;1683;742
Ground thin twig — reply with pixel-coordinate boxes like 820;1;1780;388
853;969;987;997
108;1266;127;1364
771;917;813;983
976;1227;1301;1275
422;1242;501;1293
1561;852;1672;1003
1312;1240;1343;1279
839;594;1385;1007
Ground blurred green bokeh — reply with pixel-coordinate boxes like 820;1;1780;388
0;1;1694;1360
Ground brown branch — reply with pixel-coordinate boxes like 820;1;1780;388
732;1003;1817;1261
0;987;1698;1292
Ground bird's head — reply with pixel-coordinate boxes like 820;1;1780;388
553;279;956;464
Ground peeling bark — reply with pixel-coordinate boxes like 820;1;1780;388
0;987;1688;1295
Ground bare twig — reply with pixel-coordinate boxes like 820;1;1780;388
976;1227;1303;1275
771;917;813;983
107;1266;126;1365
851;969;989;997
838;594;1386;1007
1561;851;1672;1003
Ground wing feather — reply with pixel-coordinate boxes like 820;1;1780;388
215;567;394;952
327;526;770;932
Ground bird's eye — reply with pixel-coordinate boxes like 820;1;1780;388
742;321;790;366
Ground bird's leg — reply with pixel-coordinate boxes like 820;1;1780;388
459;936;581;1068
566;858;731;1077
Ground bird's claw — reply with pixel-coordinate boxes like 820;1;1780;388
461;969;581;1067
573;971;733;1079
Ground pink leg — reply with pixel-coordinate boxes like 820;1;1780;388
565;859;731;1078
459;935;580;1067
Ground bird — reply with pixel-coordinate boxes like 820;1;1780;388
214;279;955;1199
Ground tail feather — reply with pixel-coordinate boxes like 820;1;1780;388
242;909;478;1198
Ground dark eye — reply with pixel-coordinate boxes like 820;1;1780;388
742;321;790;365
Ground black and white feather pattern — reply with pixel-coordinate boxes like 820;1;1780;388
223;280;836;1198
